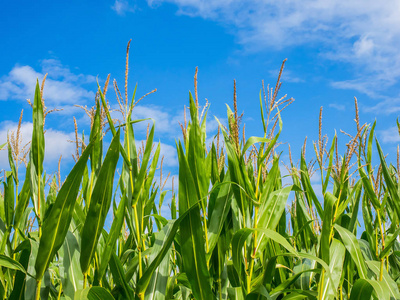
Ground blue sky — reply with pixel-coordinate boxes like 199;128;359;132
1;0;400;195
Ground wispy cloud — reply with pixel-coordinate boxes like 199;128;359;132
363;96;400;115
378;126;400;144
148;0;400;108
130;105;181;135
159;142;178;167
126;104;221;137
328;103;346;111
0;59;95;106
269;69;304;83
112;0;136;15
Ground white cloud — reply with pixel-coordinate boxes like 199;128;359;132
159;142;178;167
353;36;375;58
0;121;76;170
367;101;400;115
378;126;400;144
148;0;400;105
40;59;96;84
330;79;379;98
0;60;95;106
269;69;304;83
328;103;346;111
112;0;135;15
126;105;182;137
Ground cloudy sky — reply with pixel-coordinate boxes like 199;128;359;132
2;0;400;189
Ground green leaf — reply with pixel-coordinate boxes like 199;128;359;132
362;195;376;256
320;192;336;264
256;186;294;252
3;172;15;228
24;238;39;299
136;199;204;297
109;253;134;299
125;248;152;283
176;141;214;300
334;224;368;279
358;166;380;209
300;155;323;217
75;286;114;300
80;130;120;274
30;80;44;189
97;84;131;170
7;142;17;185
366;260;400;299
97;194;126;281
379;227;400;259
9;240;31;300
350;278;389;300
258;112;283;165
144;222;173;300
366;121;376;174
281;293;308;300
0;254;26;273
271;268;321;298
246;285;272;300
34;140;94;281
228;287;245;300
319;239;345;300
206;175;233;260
187;93;209;200
89;98;102;175
232;228;298;280
143;143;161;199
132;124;155;206
259;90;266;133
323;135;336;196
349;279;373;300
29;80;45;220
241;136;270;158
59;231;84;299
376;139;400;219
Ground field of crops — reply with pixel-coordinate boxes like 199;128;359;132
1;54;400;300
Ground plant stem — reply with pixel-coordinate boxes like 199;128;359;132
35;280;41;300
318;270;325;300
57;281;62;300
202;201;209;268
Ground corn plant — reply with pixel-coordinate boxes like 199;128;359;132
1;44;400;300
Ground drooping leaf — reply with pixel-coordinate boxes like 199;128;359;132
334;224;368;279
0;254;26;273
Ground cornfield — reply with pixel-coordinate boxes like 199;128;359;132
1;44;400;300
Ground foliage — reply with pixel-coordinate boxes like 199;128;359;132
1;49;400;300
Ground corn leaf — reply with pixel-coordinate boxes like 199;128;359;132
34;140;94;281
80;130;120;274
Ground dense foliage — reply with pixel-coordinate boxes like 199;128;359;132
1;52;400;300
